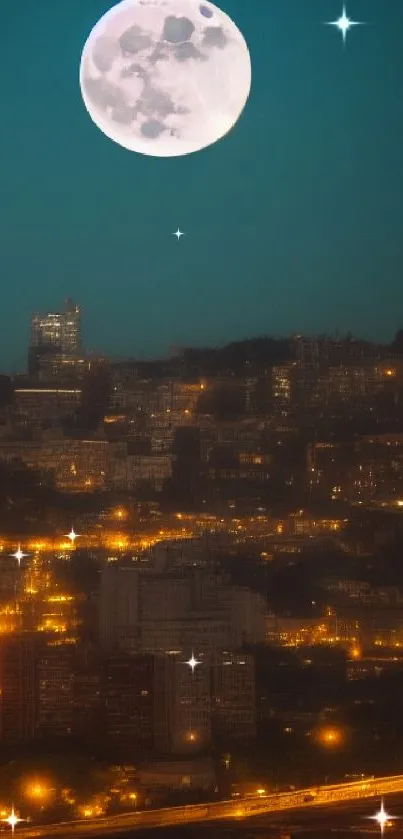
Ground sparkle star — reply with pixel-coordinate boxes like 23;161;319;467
173;228;185;240
3;806;25;835
367;800;396;834
10;545;28;567
326;5;363;44
185;652;201;673
65;527;79;544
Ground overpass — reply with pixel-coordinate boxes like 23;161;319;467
18;774;403;837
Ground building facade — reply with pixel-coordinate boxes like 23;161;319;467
28;299;83;378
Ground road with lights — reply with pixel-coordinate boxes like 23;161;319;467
13;774;403;838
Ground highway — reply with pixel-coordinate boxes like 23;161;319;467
14;774;403;838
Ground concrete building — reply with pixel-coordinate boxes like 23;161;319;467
154;654;211;754
102;654;155;748
272;364;297;411
216;585;267;646
212;652;256;740
148;413;176;456
140;575;192;621
171;382;203;413
0;437;109;492
110;452;171;491
99;565;140;651
12;387;81;431
37;644;75;738
73;671;102;740
99;565;267;659
28;299;83;379
0;633;38;743
140;613;235;656
140;620;183;654
310;432;403;505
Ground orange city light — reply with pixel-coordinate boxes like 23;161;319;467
23;777;54;803
25;784;46;801
317;726;343;747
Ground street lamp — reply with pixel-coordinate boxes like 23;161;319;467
316;727;343;747
24;780;53;804
314;726;344;787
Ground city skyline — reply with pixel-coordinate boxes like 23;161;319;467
1;0;403;819
1;0;402;370
5;294;403;379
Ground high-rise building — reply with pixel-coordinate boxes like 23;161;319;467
73;642;102;741
101;654;155;748
37;644;75;738
216;585;267;646
211;652;256;740
272;363;296;411
141;575;192;621
0;633;38;743
73;671;102;741
154;653;212;754
28;299;82;378
99;565;140;652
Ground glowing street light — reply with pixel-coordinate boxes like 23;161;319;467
10;545;28;567
24;779;53;804
3;806;25;834
368;800;396;834
317;726;343;747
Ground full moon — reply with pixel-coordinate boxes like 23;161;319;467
79;0;251;157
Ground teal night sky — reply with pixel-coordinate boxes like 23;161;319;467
1;0;402;371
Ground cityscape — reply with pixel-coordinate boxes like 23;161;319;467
2;0;403;833
0;301;403;836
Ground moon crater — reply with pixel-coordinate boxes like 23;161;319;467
119;24;154;54
174;42;206;61
199;4;213;17
162;15;195;42
202;26;227;49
